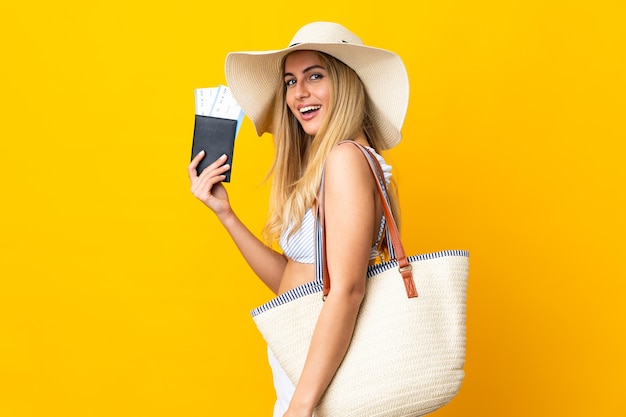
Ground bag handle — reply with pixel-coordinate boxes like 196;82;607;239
316;141;418;299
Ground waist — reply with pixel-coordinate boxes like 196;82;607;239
276;255;383;296
277;260;316;296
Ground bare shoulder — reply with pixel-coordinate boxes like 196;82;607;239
324;142;372;186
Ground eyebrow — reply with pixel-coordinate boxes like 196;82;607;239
283;65;326;78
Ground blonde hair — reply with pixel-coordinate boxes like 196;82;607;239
263;51;400;246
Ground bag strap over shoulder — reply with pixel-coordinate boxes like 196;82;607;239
316;141;418;299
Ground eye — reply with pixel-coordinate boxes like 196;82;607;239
284;78;296;87
310;73;323;81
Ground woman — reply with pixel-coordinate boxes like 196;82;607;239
188;22;409;417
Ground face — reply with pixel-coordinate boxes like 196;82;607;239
283;50;331;136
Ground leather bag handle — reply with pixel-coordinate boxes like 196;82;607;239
316;141;418;299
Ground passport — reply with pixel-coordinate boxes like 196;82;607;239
191;85;244;182
191;115;237;182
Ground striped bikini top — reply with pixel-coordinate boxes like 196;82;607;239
279;147;392;264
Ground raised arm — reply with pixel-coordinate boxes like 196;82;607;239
188;151;287;294
284;143;379;416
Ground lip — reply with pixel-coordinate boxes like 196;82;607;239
297;104;321;121
296;103;321;111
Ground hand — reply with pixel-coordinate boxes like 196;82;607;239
188;151;232;218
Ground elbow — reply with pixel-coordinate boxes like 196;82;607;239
327;282;366;309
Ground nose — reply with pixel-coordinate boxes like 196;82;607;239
294;82;309;100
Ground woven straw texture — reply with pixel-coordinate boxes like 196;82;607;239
253;251;469;417
224;22;409;150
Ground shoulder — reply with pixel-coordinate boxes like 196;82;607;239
325;142;369;172
324;142;374;188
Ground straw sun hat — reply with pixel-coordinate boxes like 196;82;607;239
224;21;409;150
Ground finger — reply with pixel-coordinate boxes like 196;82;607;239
193;165;225;190
196;156;230;181
188;150;205;179
204;153;228;172
197;167;228;190
192;172;226;200
199;162;230;179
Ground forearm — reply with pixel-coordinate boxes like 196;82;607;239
288;290;364;413
219;210;286;294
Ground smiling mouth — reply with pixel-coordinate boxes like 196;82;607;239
299;105;321;114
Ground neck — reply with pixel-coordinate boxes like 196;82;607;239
353;130;369;147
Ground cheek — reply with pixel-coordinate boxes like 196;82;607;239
317;86;331;107
284;91;297;115
287;103;298;118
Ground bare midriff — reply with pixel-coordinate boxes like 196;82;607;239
277;260;316;296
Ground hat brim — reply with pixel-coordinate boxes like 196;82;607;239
225;42;409;150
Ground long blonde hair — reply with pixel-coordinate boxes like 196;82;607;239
263;51;399;244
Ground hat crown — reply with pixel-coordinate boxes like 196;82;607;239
288;22;363;48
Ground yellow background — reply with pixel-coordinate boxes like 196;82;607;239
1;0;624;416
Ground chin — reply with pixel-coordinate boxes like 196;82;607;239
302;123;320;136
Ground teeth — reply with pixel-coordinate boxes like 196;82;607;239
299;105;321;113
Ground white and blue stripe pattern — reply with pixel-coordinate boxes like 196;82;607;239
251;279;324;317
367;249;470;276
279;208;316;264
250;249;470;317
